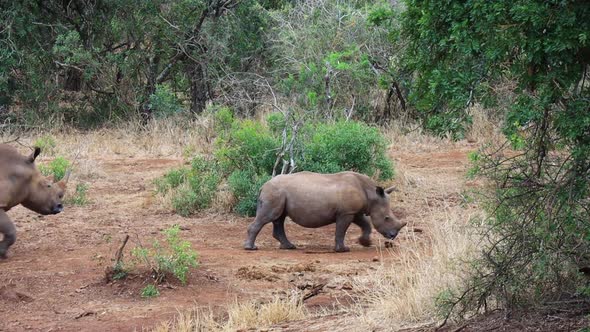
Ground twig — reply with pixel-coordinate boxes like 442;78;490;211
113;235;130;268
301;283;325;303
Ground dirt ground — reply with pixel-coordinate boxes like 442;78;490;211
3;141;581;332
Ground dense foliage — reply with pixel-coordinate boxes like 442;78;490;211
157;112;395;216
388;0;590;318
1;0;268;127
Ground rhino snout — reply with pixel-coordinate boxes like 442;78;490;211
384;230;398;240
51;204;64;214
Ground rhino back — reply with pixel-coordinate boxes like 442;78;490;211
267;172;368;228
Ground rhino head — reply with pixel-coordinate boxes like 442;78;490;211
369;186;407;240
20;147;69;215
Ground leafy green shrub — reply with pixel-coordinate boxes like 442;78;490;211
213;106;235;134
38;156;71;181
149;83;183;118
66;183;90;206
131;225;199;285
141;284;160;298
302;121;394;180
266;112;286;135
228;169;271;217
215;119;279;175
157;117;395;217
155;157;220;216
33;135;57;155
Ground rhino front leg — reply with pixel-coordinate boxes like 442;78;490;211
0;210;16;259
272;217;296;249
334;215;354;252
353;214;372;247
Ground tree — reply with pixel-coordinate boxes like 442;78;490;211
0;0;268;126
393;0;590;318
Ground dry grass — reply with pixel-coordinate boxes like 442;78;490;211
465;104;505;144
350;205;483;330
153;295;307;332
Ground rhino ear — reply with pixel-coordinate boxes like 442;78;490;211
28;147;41;163
385;186;397;194
376;186;385;197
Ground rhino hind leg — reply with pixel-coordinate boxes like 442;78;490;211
272;216;296;250
244;195;285;250
0;211;16;259
353;215;372;247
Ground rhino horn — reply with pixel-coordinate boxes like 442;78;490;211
57;169;72;189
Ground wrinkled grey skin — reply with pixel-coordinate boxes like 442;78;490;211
244;171;407;252
0;145;67;258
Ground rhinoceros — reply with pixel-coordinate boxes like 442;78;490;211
244;171;406;252
0;144;69;258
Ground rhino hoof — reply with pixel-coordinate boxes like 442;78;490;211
0;250;6;259
335;246;350;253
244;245;258;251
280;243;296;250
358;236;372;247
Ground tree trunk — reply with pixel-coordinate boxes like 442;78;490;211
64;68;83;91
187;61;207;115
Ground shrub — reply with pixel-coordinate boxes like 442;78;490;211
228;169;271;217
38;156;71;181
155;156;221;216
131;225;199;285
33;135;57;155
213;106;235;134
156;116;395;217
302;121;394;180
149;83;183;118
66;183;90;206
141;284;160;298
215;119;279;175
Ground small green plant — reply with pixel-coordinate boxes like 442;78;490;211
33;135;57;155
38;156;71;181
66;183;89;206
141;284;160;298
131;225;199;285
155;157;220;216
112;262;128;280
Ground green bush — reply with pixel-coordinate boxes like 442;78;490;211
33;135;57;155
131;225;199;285
213;106;235;134
302;121;394;180
215;119;279;175
140;284;159;298
228;169;271;217
156;116;395;217
155;156;220;216
38;156;71;181
66;183;90;206
149;84;183;118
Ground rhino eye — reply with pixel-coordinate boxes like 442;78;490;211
385;216;391;221
47;184;52;188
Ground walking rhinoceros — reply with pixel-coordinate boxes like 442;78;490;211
244;171;406;252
